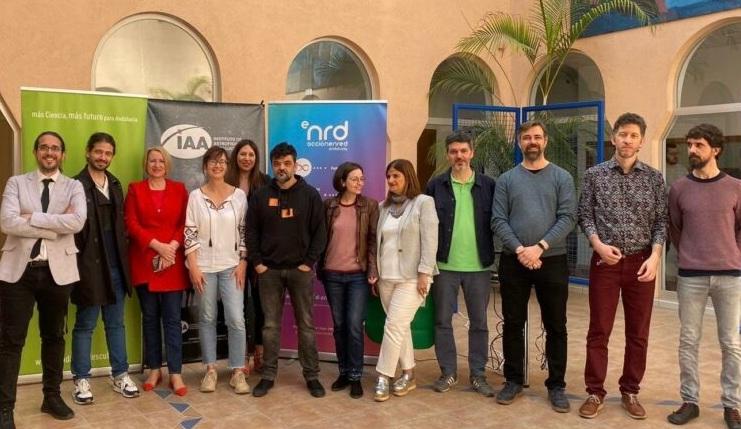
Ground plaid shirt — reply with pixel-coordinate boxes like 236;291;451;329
578;158;667;255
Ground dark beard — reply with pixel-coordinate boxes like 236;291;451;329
689;156;709;170
524;149;542;161
275;172;292;183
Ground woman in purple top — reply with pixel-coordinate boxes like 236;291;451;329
319;162;379;399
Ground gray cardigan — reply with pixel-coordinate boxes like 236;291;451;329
376;194;439;280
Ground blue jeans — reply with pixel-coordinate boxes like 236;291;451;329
136;286;183;374
198;267;245;369
71;267;129;378
323;272;369;380
677;275;741;408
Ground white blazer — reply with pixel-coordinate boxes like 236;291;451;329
0;171;86;285
376;194;439;280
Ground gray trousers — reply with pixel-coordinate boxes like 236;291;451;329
432;270;491;378
677;275;741;408
259;268;320;381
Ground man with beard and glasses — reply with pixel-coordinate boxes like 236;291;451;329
491;120;576;412
0;131;86;427
246;142;327;398
425;130;497;397
666;124;740;429
70;132;139;405
577;113;667;420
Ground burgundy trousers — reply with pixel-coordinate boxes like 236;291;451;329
585;250;655;397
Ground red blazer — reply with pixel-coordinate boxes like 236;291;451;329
124;179;189;292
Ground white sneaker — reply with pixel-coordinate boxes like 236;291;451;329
200;369;218;393
111;374;140;398
73;378;94;405
229;371;250;394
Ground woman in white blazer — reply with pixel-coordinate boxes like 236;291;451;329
373;159;438;402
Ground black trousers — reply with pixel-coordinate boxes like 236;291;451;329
498;253;569;389
0;265;72;409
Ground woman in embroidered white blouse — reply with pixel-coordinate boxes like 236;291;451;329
184;146;250;395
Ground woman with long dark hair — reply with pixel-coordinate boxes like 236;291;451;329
226;139;269;373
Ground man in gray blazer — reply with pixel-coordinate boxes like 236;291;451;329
0;131;86;428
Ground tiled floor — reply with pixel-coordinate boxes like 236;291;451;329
13;286;733;428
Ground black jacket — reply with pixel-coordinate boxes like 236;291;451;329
72;168;131;306
246;176;327;269
425;168;496;267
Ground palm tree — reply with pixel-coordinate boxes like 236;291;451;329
449;0;656;104
428;0;656;174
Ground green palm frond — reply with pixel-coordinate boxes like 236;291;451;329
536;0;570;55
457;12;540;64
429;55;502;104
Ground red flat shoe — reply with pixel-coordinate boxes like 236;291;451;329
143;377;161;391
169;381;188;397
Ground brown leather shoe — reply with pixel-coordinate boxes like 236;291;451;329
621;393;647;419
578;394;604;419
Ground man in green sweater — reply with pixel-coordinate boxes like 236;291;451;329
491;120;576;412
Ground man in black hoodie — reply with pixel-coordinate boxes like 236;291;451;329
247;142;327;398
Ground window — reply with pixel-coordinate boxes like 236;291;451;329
663;22;741;294
419;55;499;184
93;14;218;101
285;40;373;100
533;52;605;105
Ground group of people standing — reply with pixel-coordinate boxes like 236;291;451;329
0;110;738;429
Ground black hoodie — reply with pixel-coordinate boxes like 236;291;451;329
246;176;327;269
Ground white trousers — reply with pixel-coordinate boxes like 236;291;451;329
375;279;426;377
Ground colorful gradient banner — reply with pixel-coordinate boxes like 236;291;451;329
267;101;388;358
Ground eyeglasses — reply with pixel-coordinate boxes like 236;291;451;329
207;159;227;166
37;144;62;153
347;177;366;183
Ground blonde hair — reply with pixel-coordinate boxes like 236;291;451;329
144;146;173;177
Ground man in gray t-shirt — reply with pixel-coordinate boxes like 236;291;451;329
491;120;576;413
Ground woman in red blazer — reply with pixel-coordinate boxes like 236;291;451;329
124;147;189;396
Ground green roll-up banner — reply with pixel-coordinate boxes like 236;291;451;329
19;88;147;376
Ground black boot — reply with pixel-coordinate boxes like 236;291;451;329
667;402;699;425
40;395;74;420
331;375;350;391
349;380;363;399
0;408;15;429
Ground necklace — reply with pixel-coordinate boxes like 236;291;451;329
94;175;107;191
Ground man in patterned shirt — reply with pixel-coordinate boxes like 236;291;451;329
577;112;667;420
